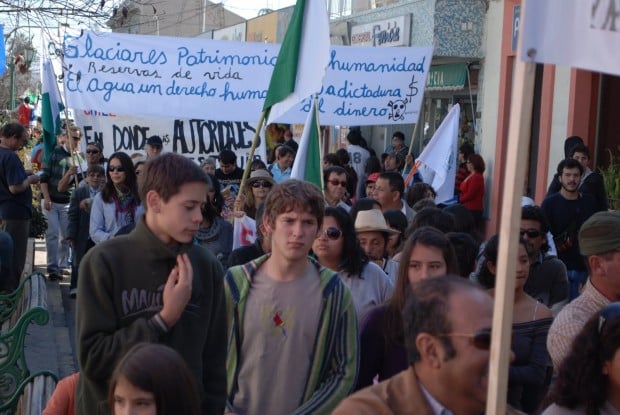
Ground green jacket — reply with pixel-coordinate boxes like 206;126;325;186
224;255;359;415
75;218;227;415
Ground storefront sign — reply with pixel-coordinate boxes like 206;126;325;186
350;15;411;47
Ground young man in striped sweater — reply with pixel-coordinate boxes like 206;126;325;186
224;179;359;415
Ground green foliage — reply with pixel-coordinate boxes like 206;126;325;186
599;147;620;210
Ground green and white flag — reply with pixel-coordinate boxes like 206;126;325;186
291;98;322;189
263;0;330;124
41;59;64;162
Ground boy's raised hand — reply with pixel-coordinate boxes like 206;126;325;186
160;253;193;328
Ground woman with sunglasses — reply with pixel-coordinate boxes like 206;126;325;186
543;303;620;414
90;152;140;244
239;169;274;219
356;226;459;390
312;207;393;326
478;234;553;413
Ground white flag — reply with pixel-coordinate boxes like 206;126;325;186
521;0;620;76
416;104;460;203
232;214;256;250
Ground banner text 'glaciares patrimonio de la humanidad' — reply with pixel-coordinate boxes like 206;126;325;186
63;31;433;126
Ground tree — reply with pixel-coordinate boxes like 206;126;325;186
0;32;39;111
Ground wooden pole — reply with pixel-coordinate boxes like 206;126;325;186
485;1;537;413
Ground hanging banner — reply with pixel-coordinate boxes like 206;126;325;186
63;31;432;126
74;110;266;166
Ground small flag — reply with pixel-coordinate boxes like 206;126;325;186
416;104;460;203
263;0;330;124
41;59;65;162
232;214;256;250
521;0;620;76
290;98;322;190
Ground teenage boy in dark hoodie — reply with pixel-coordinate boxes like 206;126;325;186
75;153;227;414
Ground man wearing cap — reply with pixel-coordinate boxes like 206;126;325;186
145;135;163;159
547;211;620;370
374;172;415;223
365;172;380;199
355;209;400;284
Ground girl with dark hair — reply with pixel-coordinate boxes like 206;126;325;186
356;226;459;390
543;303;620;414
312;207;393;325
195;174;233;267
108;343;201;415
90;152;140;244
477;235;553;413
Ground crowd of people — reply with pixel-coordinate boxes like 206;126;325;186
1;119;619;415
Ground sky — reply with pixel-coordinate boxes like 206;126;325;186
218;0;297;19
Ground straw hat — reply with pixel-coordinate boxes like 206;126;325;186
355;209;400;235
246;169;275;186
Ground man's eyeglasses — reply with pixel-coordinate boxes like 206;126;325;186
519;228;542;238
317;227;342;240
251;181;273;189
436;328;492;350
328;179;347;188
86;149;100;154
108;166;125;173
71;136;81;141
598;302;620;334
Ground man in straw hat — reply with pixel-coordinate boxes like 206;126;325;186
355;209;401;285
547;210;620;369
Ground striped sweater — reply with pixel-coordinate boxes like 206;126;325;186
224;255;359;414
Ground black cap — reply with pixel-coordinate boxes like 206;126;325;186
146;135;163;147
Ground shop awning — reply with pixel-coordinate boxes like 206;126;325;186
426;63;468;91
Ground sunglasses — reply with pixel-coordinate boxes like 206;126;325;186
598;302;620;334
328;179;347;188
519;228;542;238
86;149;100;154
251;181;273;189
437;328;492;350
317;227;342;240
108;166;126;173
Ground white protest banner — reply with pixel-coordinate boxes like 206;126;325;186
232;214;256;250
521;0;620;76
63;31;432;126
74;110;266;167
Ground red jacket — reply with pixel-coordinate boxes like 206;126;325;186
459;172;484;211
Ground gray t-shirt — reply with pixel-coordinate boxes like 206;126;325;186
232;262;322;415
340;261;394;325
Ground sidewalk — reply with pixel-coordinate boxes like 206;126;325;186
24;239;77;380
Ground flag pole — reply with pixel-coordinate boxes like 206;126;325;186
485;0;536;413
313;95;325;193
57;27;81;188
402;121;420;182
